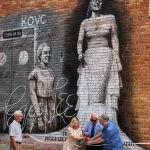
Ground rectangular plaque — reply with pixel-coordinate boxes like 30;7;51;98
3;29;22;39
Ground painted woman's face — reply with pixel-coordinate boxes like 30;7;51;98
90;0;102;11
40;46;51;64
73;120;79;129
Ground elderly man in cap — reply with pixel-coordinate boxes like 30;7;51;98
86;114;123;150
83;113;103;150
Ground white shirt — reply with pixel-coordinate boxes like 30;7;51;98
9;120;22;142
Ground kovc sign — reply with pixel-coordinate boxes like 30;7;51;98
21;14;46;27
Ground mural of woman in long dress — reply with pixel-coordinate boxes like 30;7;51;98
76;1;143;149
76;0;121;126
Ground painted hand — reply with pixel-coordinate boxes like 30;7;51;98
78;53;83;61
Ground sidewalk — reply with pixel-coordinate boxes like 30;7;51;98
0;134;85;150
0;144;9;150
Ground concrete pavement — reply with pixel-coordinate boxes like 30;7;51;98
0;144;9;150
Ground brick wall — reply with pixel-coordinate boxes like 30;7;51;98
113;1;150;149
0;0;150;150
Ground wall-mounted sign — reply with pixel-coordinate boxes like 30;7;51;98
3;29;22;39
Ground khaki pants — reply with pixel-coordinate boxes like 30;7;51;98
10;143;22;150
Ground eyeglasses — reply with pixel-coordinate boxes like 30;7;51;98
90;118;98;122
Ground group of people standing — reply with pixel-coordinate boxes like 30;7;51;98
63;113;123;150
9;111;122;150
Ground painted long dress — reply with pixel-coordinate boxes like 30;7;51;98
76;15;122;127
27;65;55;132
63;127;83;150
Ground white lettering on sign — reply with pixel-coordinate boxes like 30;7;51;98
21;14;46;27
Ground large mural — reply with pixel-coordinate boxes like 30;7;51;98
0;0;147;149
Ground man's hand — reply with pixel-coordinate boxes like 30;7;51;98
86;137;91;142
86;140;93;146
23;134;30;139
